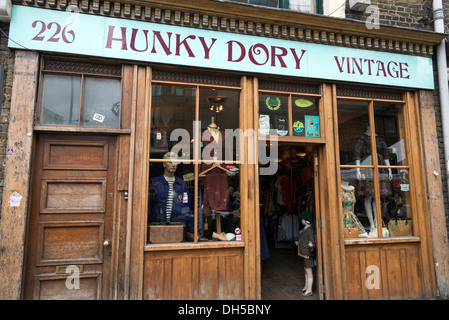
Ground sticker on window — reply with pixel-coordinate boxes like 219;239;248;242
93;113;105;123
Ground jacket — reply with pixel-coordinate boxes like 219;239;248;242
148;174;190;222
298;225;315;257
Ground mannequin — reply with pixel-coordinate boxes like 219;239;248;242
355;126;392;230
298;210;315;297
148;152;189;223
341;180;367;237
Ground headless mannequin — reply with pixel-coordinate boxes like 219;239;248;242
355;127;392;230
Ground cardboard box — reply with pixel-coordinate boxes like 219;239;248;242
148;222;185;243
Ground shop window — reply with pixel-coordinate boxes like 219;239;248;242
147;82;241;244
38;59;122;127
258;90;320;138
338;100;413;239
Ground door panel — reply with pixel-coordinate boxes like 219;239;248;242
23;134;116;300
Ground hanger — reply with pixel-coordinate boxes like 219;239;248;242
198;158;234;177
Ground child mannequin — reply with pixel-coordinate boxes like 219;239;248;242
298;210;315;296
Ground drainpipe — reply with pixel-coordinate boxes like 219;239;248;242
433;1;449;197
432;0;449;299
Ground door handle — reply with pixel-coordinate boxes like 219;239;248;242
103;240;110;247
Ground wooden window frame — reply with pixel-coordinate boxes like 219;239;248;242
35;56;124;133
144;68;246;250
335;91;422;243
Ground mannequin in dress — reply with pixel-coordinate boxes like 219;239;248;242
341;180;367;237
355;126;392;230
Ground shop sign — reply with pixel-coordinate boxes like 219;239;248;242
9;5;434;89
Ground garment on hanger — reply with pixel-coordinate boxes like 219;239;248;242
202;173;229;215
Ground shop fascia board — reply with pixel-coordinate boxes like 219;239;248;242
121;0;446;47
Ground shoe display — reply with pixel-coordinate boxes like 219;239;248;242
212;232;227;241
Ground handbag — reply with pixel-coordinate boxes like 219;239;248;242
388;218;413;237
150;117;169;154
368;219;389;238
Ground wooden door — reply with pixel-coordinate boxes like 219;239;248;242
23;134;117;300
313;147;325;300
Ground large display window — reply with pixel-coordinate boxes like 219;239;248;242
337;99;414;239
146;80;242;244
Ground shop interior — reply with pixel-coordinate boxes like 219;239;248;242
260;144;319;300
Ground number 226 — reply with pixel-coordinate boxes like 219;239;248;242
32;20;75;43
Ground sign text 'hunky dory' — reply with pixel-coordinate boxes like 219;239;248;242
9;5;434;89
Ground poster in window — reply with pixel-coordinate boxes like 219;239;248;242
305;115;320;137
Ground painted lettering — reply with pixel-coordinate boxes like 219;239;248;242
176;34;196;57
105;25;127;50
151;31;172;55
130;28;149;52
387;61;398;78
376;60;386;77
199;37;217;59
399;62;410;79
248;43;269;66
227;40;246;62
290;48;307;69
334;56;410;80
271;46;288;68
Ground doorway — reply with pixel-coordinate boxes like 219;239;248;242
260;144;321;300
23;134;117;299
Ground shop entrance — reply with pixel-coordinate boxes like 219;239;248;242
23;134;117;299
260;144;322;300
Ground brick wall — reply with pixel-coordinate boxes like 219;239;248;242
346;0;434;31
0;23;15;220
347;0;449;237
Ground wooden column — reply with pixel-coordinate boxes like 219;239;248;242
0;51;39;299
419;95;449;298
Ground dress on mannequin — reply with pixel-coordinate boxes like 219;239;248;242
341;182;367;237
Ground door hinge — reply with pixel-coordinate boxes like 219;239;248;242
317;219;321;228
315;157;318;166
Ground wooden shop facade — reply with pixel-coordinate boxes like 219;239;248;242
1;0;448;300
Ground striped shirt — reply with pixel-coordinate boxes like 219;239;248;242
164;175;175;221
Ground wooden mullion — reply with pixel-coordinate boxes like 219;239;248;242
78;74;85;127
194;85;200;244
368;100;383;238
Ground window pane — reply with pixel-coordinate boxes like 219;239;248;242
198;164;241;241
292;96;319;137
83;77;121;127
151;85;196;159
200;88;240;162
385;169;413;237
41;74;81;125
341;168;380;238
147;159;195;243
337;100;370;166
199;88;241;241
258;94;289;136
374;103;408;166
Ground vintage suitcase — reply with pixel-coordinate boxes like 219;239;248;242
148;222;185;243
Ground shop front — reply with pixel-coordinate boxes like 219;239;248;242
1;1;446;300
